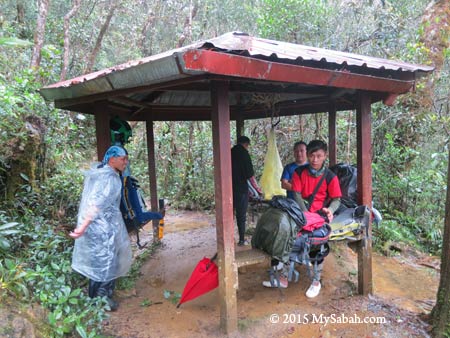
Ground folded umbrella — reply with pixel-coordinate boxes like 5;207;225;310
177;253;218;308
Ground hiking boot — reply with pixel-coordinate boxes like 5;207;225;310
106;297;119;311
306;280;321;298
262;276;288;288
237;239;250;246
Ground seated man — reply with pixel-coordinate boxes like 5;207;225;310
280;141;308;200
263;140;341;298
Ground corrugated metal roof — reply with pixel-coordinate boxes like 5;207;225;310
202;32;434;73
40;32;434;119
41;32;433;96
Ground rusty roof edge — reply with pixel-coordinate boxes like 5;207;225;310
40;53;207;102
199;32;435;74
40;38;211;92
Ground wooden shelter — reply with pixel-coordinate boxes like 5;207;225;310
40;32;433;334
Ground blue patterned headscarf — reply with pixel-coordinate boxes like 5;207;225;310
102;146;128;166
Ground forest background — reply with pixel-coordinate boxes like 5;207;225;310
0;0;449;337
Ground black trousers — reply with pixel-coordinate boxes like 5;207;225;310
233;190;249;242
88;279;116;299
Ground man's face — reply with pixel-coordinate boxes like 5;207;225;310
307;149;327;170
294;144;307;165
109;155;129;173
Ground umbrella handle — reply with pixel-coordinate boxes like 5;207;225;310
205;253;218;270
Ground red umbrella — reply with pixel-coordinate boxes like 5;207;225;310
177;253;218;308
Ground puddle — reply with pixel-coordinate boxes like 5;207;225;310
373;254;438;313
163;210;215;233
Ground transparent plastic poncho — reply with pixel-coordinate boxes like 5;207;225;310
72;164;132;282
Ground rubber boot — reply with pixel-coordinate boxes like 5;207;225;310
89;279;118;311
97;281;118;311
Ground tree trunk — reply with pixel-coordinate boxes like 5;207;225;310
298;115;304;138
431;147;450;337
346;110;353;163
85;1;118;73
314;113;323;139
138;11;156;56
6;116;46;200
176;122;195;205
30;0;49;69
60;0;82;81
176;0;198;48
16;1;26;38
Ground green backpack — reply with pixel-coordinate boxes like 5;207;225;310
251;207;299;264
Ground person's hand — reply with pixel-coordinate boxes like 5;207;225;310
69;222;89;239
69;228;85;239
321;207;333;223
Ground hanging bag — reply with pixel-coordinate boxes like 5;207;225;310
260;128;286;200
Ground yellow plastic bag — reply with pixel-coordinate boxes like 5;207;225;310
260;128;286;200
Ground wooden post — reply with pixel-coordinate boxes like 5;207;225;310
211;80;237;334
356;91;373;295
328;104;337;166
94;111;111;161
146;120;159;239
236;116;244;141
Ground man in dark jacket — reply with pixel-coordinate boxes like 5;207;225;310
231;136;261;246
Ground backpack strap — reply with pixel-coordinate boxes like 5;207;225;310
306;169;328;211
294;166;334;211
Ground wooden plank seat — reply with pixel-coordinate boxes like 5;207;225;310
235;248;270;268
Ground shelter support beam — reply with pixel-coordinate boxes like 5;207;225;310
211;80;238;334
146;121;159;239
94;111;111;161
356;92;373;295
328;104;337;166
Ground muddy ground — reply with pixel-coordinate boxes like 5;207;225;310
102;210;439;338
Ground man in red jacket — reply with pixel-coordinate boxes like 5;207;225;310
291;140;341;223
292;140;341;297
263;140;341;298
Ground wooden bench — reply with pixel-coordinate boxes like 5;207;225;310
234;248;270;289
235;248;270;268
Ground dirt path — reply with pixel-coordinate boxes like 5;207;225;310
103;211;438;338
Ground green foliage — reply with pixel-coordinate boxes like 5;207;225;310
0;222;21;254
256;0;332;43
163;289;181;305
0;215;109;337
0;37;33;47
373;129;447;254
0;258;34;299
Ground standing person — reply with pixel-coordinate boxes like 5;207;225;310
280;141;308;199
231;136;262;246
70;146;133;311
291;139;341;298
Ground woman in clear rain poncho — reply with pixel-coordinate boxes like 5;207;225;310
70;146;132;310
